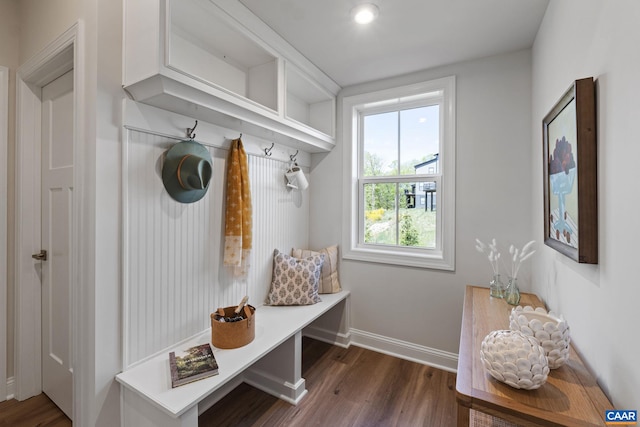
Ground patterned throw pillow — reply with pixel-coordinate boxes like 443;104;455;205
291;245;341;294
266;249;323;305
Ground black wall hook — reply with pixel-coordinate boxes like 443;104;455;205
264;142;275;157
187;120;198;139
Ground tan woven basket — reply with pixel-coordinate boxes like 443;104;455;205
210;305;255;349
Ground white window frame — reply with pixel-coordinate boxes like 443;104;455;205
342;76;456;270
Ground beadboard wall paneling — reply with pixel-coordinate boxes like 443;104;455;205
123;129;309;368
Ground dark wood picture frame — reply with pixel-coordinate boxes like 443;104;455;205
543;77;597;263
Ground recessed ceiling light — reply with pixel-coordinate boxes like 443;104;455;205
351;3;379;25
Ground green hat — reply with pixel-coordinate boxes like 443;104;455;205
162;140;213;203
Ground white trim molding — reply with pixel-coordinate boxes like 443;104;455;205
303;325;351;349
15;57;45;402
0;65;9;402
341;76;456;270
14;23;84;425
6;376;15;401
349;328;458;373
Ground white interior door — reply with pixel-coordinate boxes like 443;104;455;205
40;69;74;419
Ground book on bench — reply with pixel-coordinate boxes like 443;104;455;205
169;343;219;388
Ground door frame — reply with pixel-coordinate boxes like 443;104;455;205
14;22;85;421
0;66;8;401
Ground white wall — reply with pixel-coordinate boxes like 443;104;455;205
93;1;123;424
531;0;640;409
310;49;534;367
18;0;81;64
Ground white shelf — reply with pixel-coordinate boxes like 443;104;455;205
285;62;336;138
123;0;340;153
169;0;278;112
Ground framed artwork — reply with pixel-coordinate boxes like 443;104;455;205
543;77;597;263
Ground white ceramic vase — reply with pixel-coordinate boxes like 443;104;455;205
509;305;570;369
480;329;549;390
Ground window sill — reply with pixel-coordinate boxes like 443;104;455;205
342;245;454;271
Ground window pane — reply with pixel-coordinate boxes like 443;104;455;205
364;181;437;248
363;112;398;176
363;106;440;178
399;181;437;248
364;183;397;244
400;106;440;176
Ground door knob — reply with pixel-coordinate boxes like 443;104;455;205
31;250;47;261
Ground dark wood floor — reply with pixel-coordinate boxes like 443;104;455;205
200;338;457;426
0;393;71;427
0;338;457;427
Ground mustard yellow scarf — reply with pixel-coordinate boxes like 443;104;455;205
223;138;252;277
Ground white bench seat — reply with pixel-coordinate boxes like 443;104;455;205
116;291;351;427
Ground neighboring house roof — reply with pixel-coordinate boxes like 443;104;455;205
414;153;439;169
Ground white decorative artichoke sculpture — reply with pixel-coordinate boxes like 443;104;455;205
509;305;570;369
480;329;549;390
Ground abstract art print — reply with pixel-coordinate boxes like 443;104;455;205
542;78;598;264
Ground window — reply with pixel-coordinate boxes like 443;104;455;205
342;76;455;270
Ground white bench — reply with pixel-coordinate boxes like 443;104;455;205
116;291;351;427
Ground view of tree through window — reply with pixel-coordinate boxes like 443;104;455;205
362;105;439;248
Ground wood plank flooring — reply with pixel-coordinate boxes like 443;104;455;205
0;393;71;427
0;338;457;426
200;338;457;426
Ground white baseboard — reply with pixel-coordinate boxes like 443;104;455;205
302;325;351;348
243;368;307;405
349;328;458;373
6;376;15;400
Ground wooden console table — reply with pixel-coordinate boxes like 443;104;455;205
456;286;613;426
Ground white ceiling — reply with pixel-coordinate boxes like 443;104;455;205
239;0;549;88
